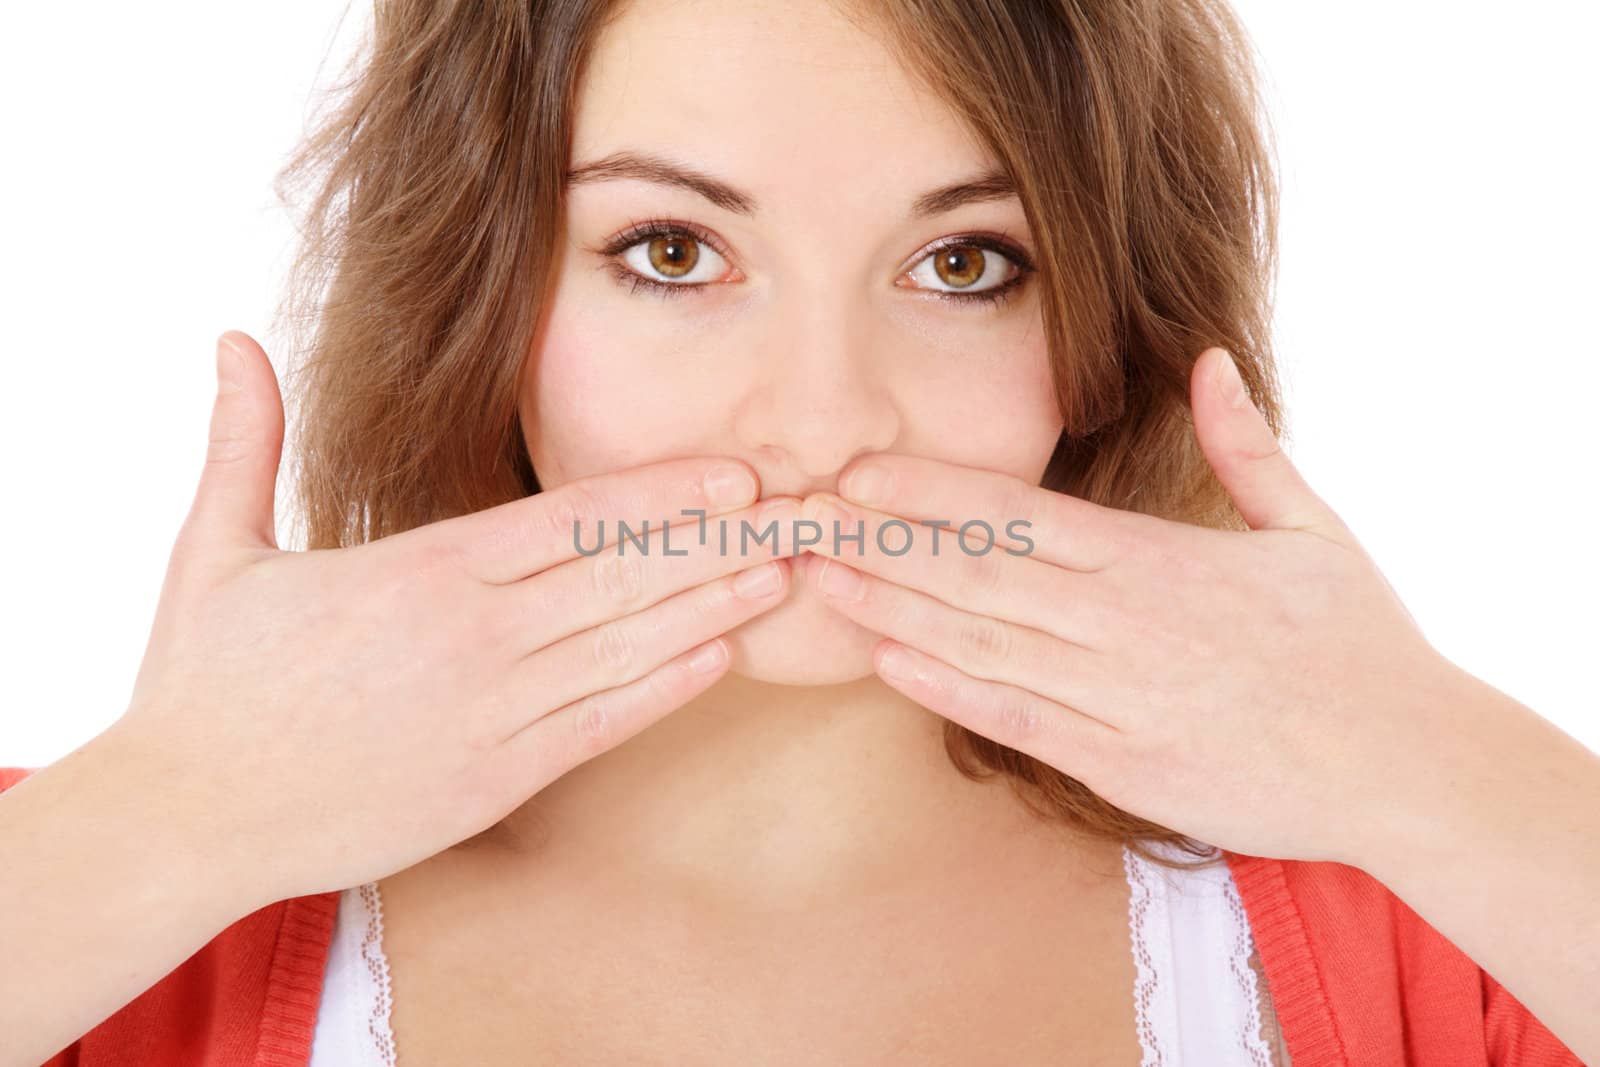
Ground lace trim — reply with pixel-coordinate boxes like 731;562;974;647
357;882;399;1066
1124;845;1169;1067
1123;842;1280;1066
1246;937;1295;1066
1223;869;1278;1066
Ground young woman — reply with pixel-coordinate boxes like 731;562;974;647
1;0;1594;1064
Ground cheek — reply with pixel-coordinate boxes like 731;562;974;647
522;319;711;485
901;333;1062;482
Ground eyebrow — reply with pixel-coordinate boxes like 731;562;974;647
564;150;1018;219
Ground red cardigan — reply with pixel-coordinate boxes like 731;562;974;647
3;765;1585;1067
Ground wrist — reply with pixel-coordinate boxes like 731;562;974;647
77;724;273;921
1346;658;1588;888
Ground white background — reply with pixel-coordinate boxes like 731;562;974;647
1;2;1595;767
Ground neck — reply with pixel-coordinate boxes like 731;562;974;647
490;670;1072;905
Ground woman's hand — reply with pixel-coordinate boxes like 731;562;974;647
104;331;800;908
796;346;1488;867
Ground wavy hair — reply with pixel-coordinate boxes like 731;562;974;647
271;0;1283;872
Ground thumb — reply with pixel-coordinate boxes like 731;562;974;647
184;330;285;555
1192;346;1349;542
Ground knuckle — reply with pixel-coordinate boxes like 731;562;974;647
957;614;1011;670
591;550;645;607
995;475;1035;532
964;548;1007;600
1138;529;1202;582
538;485;601;549
991;687;1043;743
1243;437;1288;465
590;619;637;677
407;533;468;582
1092;511;1148;572
465;690;514;755
1183;631;1220;661
569;696;613;757
1121;725;1172;768
205;431;252;467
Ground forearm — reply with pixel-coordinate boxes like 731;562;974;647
1354;663;1600;1065
0;732;260;1067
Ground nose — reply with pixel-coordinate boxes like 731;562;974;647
731;301;902;488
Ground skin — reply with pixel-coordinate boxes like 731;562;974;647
382;0;1600;1061
502;0;1067;892
374;0;1168;1061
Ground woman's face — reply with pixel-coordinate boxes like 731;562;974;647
518;0;1064;685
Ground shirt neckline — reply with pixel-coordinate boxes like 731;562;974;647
257;853;1344;1067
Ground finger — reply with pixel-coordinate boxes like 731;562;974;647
797;492;1115;650
1192;347;1353;544
497;555;791;741
447;457;764;585
872;640;1123;783
489;636;732;793
799;553;1118;729
832;453;1131;573
496;496;802;653
183;331;286;557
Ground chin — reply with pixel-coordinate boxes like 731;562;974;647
722;556;883;685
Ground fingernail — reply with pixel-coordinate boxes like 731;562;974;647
758;497;801;555
802;495;856;547
1214;350;1249;409
215;333;244;395
705;464;758;508
734;560;782;598
760;496;800;526
841;463;890;507
687;639;727;673
878;644;916;683
817;559;864;601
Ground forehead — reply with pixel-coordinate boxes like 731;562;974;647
571;0;996;219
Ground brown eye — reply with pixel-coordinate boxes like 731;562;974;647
646;233;699;278
933;244;985;289
900;238;1025;300
609;226;731;289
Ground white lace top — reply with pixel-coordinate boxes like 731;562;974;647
310;838;1290;1066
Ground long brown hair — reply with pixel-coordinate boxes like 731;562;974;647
271;0;1282;872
